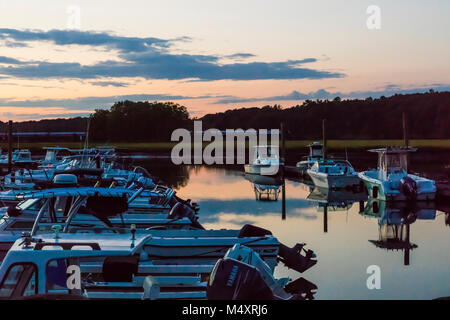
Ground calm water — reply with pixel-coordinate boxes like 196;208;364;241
137;161;449;300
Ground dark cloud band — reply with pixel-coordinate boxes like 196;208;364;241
0;28;344;81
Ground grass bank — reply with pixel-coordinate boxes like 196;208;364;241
2;139;450;153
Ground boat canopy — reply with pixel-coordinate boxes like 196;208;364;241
369;147;416;173
17;187;135;199
368;146;418;154
307;142;323;157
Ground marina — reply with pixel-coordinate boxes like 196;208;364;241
0;143;447;300
0;0;449;305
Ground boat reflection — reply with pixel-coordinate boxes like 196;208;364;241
307;186;368;232
244;173;284;201
361;199;437;265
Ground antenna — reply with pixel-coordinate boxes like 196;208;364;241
82;118;91;164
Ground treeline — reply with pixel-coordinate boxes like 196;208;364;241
0;117;88;133
2;91;450;141
89;101;190;141
200;91;450;139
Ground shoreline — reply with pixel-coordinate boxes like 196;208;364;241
2;139;450;153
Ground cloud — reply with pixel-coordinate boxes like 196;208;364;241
1;112;91;120
0;28;172;53
224;53;256;60
0;28;344;81
0;56;28;65
89;81;130;87
2;40;29;48
214;85;450;104
0;93;215;109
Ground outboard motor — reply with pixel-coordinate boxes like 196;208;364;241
400;176;418;201
207;244;317;300
278;243;317;273
52;174;78;188
237;224;317;273
168;202;204;229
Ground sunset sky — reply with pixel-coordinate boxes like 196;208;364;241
0;0;449;121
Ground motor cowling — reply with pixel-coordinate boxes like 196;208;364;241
206;258;274;300
400;176;418;201
207;244;318;300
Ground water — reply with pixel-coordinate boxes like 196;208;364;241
136;160;449;300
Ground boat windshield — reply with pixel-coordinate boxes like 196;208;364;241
310;146;323;157
379;153;408;173
44;150;56;162
17;199;45;211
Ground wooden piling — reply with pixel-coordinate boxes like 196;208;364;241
7;120;12;173
322;119;327;159
281;123;286;220
402;112;409;147
402;112;410;172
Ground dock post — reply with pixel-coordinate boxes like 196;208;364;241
402;112;410;172
7;120;12;173
404;223;410;266
281;123;286;220
402;112;409;147
324;204;328;233
322;119;327;159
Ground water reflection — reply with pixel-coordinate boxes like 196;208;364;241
244;173;283;201
361;200;437;266
307;187;367;233
133;162;450;299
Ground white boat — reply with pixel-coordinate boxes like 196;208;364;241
0;236;316;300
0;183;201;260
296;142;324;177
358;147;436;201
307;159;360;190
0;149;35;165
244;145;283;176
3;155;155;191
40;147;77;168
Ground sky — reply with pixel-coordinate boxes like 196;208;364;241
0;0;449;121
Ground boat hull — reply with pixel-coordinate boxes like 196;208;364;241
244;164;282;176
307;171;361;190
358;172;436;202
296;161;314;177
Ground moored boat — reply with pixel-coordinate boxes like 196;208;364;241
244;145;283;176
358;147;436;201
296;142;324;177
307;159;360;190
